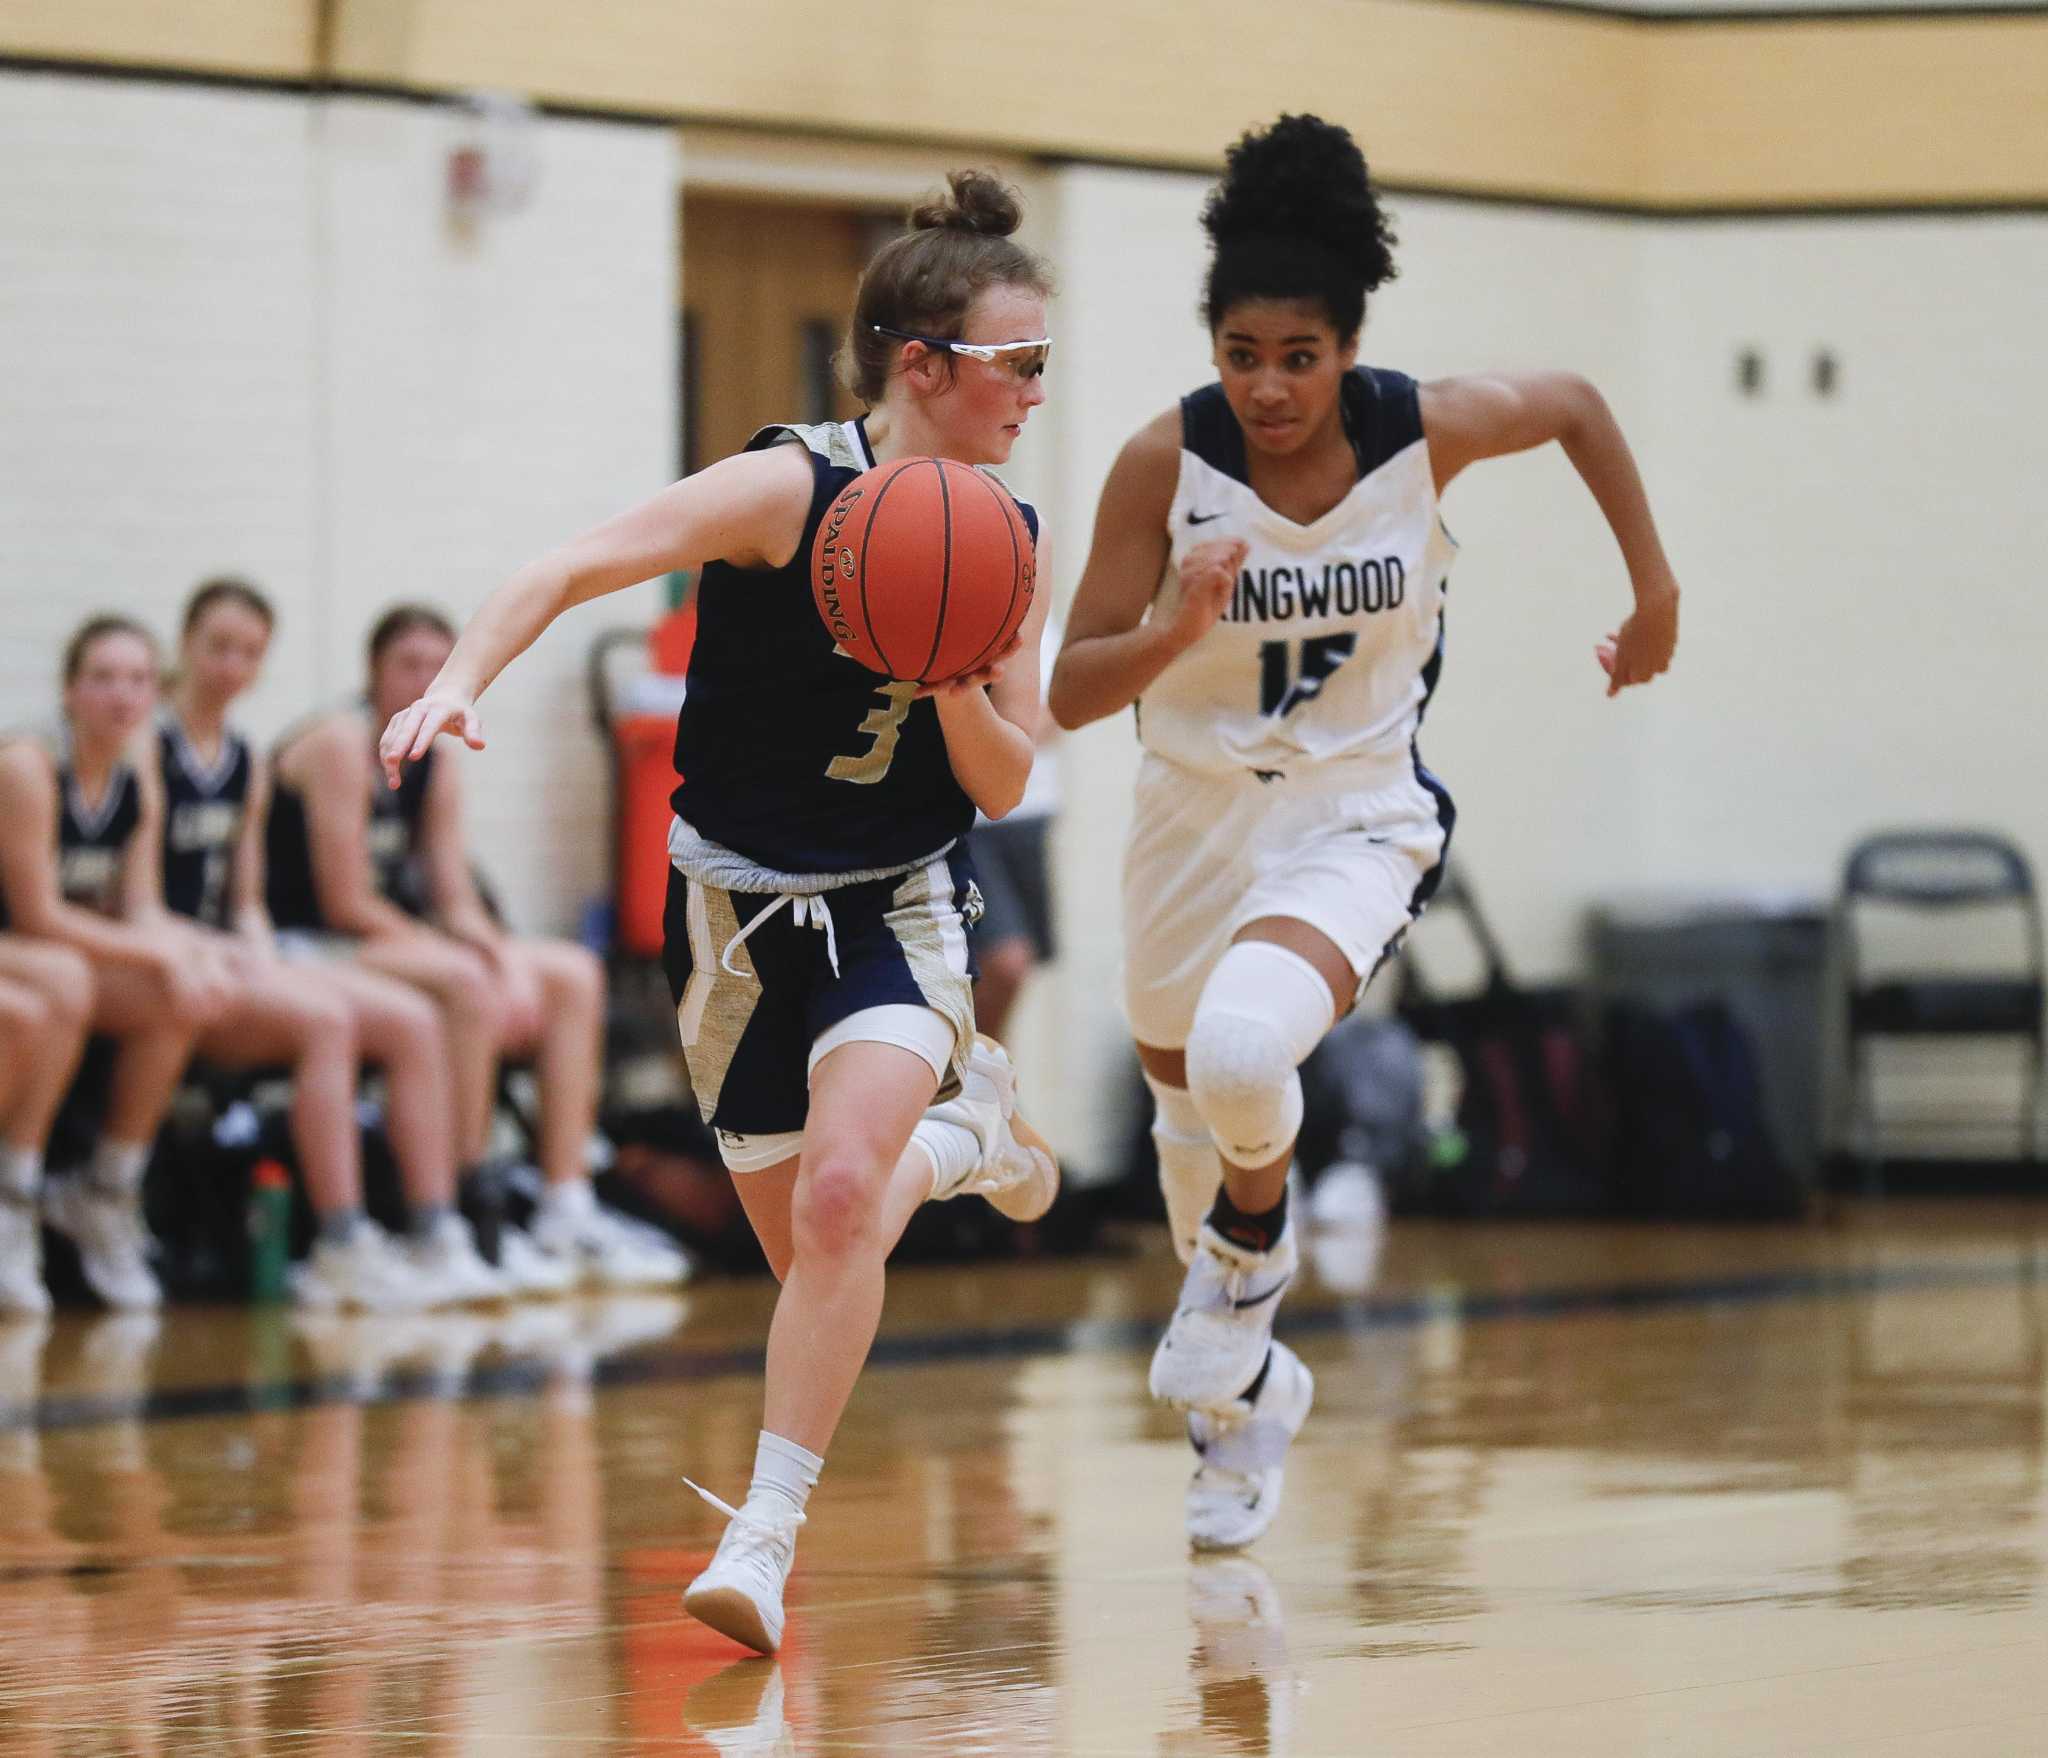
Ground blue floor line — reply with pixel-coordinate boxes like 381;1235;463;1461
2;1252;2036;1434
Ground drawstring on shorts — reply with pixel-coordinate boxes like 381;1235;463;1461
721;891;841;979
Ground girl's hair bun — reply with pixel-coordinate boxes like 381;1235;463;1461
910;169;1024;239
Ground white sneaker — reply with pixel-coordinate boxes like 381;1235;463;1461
495;1224;578;1297
1307;1161;1385;1231
684;1660;796;1758
1149;1217;1297;1414
1185;1340;1314;1551
42;1176;161;1311
530;1185;690;1289
0;1194;51;1318
682;1481;803;1655
926;1034;1060;1222
407;1213;509;1306
1305;1161;1386;1297
291;1223;434;1313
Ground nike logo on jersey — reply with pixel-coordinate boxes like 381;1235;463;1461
1187;509;1227;526
1226;557;1406;625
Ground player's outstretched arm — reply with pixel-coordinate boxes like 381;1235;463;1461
380;445;816;785
1050;413;1241;730
1421;370;1678;696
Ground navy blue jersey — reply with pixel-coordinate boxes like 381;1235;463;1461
267;711;432;929
58;741;140;917
158;715;251;927
672;419;1040;876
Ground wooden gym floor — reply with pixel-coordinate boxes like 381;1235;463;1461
3;1203;2047;1755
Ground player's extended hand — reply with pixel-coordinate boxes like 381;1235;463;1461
1158;537;1249;655
379;692;485;788
1597;578;1679;697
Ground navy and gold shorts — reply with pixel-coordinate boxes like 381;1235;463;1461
661;850;982;1162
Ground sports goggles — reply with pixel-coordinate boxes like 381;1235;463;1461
871;325;1050;381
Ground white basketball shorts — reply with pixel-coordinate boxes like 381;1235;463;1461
1120;750;1453;1049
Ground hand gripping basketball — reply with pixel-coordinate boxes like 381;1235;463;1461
810;457;1036;685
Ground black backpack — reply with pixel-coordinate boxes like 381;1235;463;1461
1603;998;1802;1218
1392;876;1615;1218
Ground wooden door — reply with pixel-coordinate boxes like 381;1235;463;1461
679;195;881;475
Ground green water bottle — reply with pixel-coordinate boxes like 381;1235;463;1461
247;1159;294;1303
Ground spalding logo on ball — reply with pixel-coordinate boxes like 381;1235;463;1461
810;457;1035;684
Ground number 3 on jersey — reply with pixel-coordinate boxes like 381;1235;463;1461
827;681;918;784
1259;634;1358;717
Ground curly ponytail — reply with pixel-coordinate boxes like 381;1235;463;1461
1202;115;1398;341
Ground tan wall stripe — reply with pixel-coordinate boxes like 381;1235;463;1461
0;0;315;79
2;0;2043;208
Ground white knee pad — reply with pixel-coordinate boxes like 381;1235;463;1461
1184;942;1335;1167
1146;1074;1222;1265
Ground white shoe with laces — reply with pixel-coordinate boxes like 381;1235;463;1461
1185;1340;1314;1551
495;1223;578;1297
926;1034;1060;1223
1149;1216;1297;1414
42;1175;161;1311
291;1222;434;1313
530;1184;690;1289
408;1212;509;1305
0;1193;51;1317
682;1480;804;1655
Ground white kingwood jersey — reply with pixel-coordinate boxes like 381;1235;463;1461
1140;367;1456;778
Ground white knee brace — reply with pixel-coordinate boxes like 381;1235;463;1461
1146;1074;1222;1265
1184;942;1336;1167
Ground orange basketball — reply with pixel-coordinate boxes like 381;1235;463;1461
810;457;1036;684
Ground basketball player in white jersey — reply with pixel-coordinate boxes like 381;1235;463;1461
1051;115;1680;1550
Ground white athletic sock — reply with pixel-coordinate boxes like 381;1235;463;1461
0;1147;42;1202
749;1430;823;1521
910;1117;980;1199
1146;1075;1223;1265
89;1139;150;1199
537;1176;596;1220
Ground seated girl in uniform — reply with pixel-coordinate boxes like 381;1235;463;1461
267;605;684;1293
0;616;226;1309
159;579;506;1308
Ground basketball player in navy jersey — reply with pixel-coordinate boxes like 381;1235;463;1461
159;579;505;1308
0;618;230;1309
379;170;1059;1653
1053;116;1680;1550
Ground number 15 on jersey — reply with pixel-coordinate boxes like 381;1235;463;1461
1260;634;1358;718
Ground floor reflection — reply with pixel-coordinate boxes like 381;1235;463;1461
0;1295;686;1756
1158;1557;1295;1757
3;1210;2048;1754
